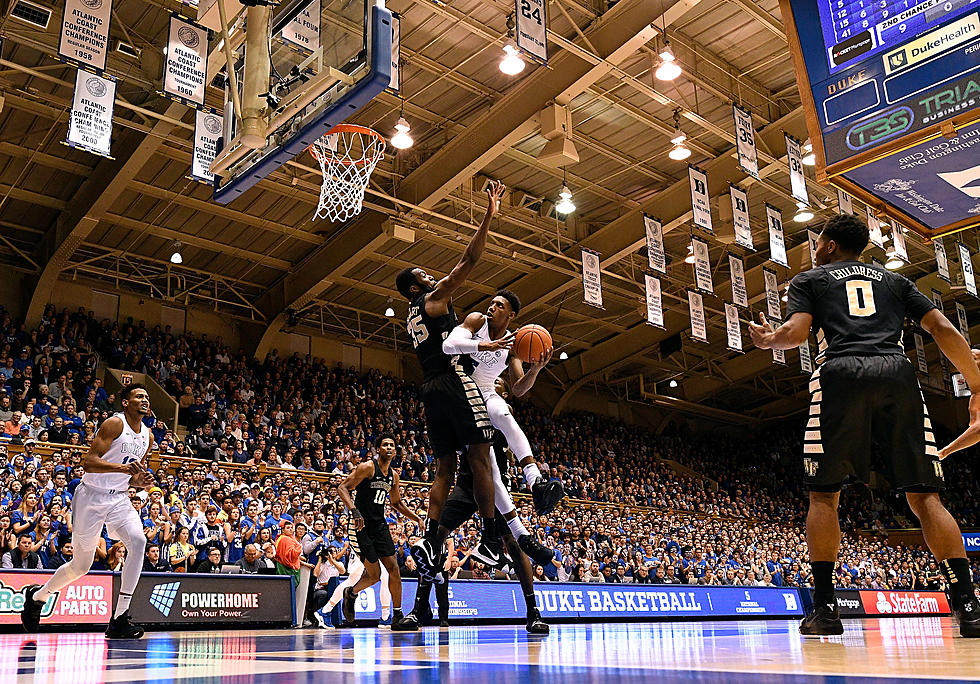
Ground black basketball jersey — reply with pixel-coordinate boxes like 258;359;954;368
407;294;467;381
457;430;511;494
786;260;936;361
354;459;393;522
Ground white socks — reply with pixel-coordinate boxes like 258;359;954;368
523;463;542;487
507;516;530;539
114;592;132;618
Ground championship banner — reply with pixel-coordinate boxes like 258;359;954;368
807;229;820;269
935;239;951;283
515;0;548;64
959;243;978;298
868;213;884;250
643;214;666;274
931;290;952;389
800;340;813;374
773;348;786;365
732;104;759;180
725;303;742;352
581;248;603;309
688;290;707;343
689;165;713;233
191;108;222;183
67;69;116;158
913;332;928;374
956;301;971;344
785;134;809;204
59;0;112;71
692;236;713;294
644;274;665;329
730;185;754;251
766;204;787;267
729;253;749;308
837;188;853;215
163;14;209;108
763;268;782;321
891;222;909;263
280;0;320;55
388;12;400;93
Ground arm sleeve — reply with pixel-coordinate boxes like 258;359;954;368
785;272;817;319
902;277;937;323
442;325;481;355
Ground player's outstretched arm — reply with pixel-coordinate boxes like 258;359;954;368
443;312;514;355
748;312;812;350
83;417;140;475
427;181;505;310
338;461;374;530
390;469;422;526
921;309;980;458
509;348;552;397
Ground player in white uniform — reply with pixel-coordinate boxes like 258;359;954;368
21;383;155;639
442;290;564;566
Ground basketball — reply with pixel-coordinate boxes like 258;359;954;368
513;324;553;364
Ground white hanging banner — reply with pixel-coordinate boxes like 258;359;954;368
59;0;112;71
581;248;604;309
868;213;884;249
643;214;666;274
800;340;813;374
959;243;978;298
891;222;909;263
956;301;971;344
688;291;708;343
766;204;787;267
66;69;116;158
932;290;952;389
729;253;749;309
732;104;759;180
773;348;786;365
837;189;853;215
725;303;743;353
163;14;209;108
281;0;320;54
689;166;713;233
515;0;548;64
730;185;754;251
931;289;945;315
935;239;951;283
644;274;665;329
764;268;782;321
191;108;222;183
785;134;809;204
388;12;400;93
692;236;713;294
913;332;929;374
807;229;820;269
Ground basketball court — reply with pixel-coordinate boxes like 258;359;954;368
8;619;980;683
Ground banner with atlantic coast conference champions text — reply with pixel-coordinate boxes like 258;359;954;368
689;166;712;233
729;254;749;308
935;239;951;283
67;69;116;157
581;248;603;308
763;268;781;321
644;215;666;273
191;108;222;183
725;303;742;352
730;185;754;250
163;14;209;108
688;291;707;343
692;236;713;294
765;204;787;267
644;274;664;329
59;0;112;70
732;104;759;180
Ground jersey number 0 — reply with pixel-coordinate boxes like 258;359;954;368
846;280;876;317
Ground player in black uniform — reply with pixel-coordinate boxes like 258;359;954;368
404;430;549;634
337;433;421;631
395;180;509;579
749;214;980;637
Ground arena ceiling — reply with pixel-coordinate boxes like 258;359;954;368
0;0;969;419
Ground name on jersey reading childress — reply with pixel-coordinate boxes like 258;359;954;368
828;265;884;282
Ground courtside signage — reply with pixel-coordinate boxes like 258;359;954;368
832;589;951;617
125;573;292;626
0;571;111;625
964;532;980;551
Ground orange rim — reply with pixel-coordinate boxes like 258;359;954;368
308;124;385;167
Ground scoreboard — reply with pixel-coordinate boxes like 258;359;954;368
781;0;980;236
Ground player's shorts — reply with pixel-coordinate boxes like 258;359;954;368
421;369;493;457
440;484;510;538
348;518;395;564
803;354;943;492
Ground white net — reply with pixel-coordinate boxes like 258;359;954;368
309;125;385;222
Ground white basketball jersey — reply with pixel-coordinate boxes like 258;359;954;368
82;413;150;491
469;318;511;391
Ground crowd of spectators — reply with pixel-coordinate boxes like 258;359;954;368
0;304;977;598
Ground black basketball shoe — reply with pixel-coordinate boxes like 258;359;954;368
471;537;505;569
411;539;439;582
799;601;843;636
955;596;980;638
526;608;550;634
531;477;564;515
518;534;554;567
105;612;145;640
341;587;358;625
391;609;419;632
20;585;44;633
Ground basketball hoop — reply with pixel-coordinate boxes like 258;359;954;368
309;124;385;222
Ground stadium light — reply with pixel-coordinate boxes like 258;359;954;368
500;44;526;76
170;241;183;264
669;110;691;161
559;351;569;360
668;379;679;388
655;43;681;81
555;185;576;214
390;114;414;150
801;141;815;166
793;203;814;223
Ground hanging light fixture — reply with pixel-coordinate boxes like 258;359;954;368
684;244;695;264
555;168;576;215
655;41;682;81
500;44;526;75
384;298;395;318
390;101;414;150
559;351;569;360
668;379;679;388
801;141;815;166
793;202;814;223
170;241;183;264
668;109;691;161
885;247;903;270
